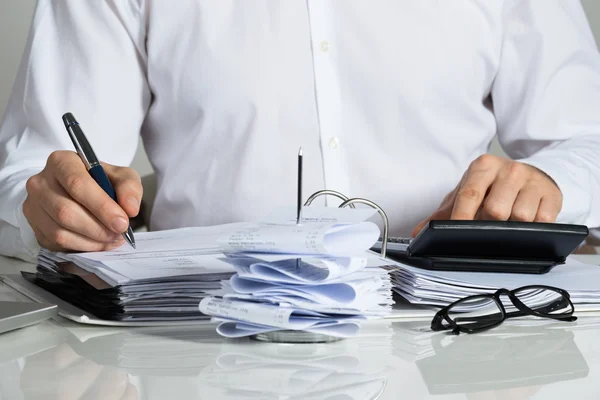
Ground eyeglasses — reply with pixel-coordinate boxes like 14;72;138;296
431;285;577;335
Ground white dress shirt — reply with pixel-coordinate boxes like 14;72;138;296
1;0;600;260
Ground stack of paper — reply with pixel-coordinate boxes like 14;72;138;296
388;258;600;312
199;221;393;338
23;207;393;324
25;224;249;321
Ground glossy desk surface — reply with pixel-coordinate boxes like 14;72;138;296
1;256;600;399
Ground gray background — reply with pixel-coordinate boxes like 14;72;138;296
1;0;600;177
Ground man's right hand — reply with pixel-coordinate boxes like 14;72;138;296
23;150;143;252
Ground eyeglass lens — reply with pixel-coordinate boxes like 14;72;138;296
512;287;573;316
446;287;572;331
447;296;503;331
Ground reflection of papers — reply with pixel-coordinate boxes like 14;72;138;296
62;324;224;375
198;321;393;400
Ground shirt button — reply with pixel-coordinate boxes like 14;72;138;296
319;40;329;52
328;136;339;149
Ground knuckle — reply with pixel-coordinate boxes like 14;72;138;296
36;234;53;251
537;212;556;223
122;183;143;201
511;208;535;222
36;235;51;250
555;198;563;210
22;198;33;219
51;229;69;248
549;185;563;199
117;171;143;192
505;162;527;180
97;199;117;218
483;202;510;220
46;151;61;166
25;175;41;194
65;175;87;195
457;186;483;202
55;203;74;226
47;150;69;167
91;224;111;241
472;154;497;170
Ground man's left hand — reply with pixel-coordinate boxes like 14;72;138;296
412;154;563;237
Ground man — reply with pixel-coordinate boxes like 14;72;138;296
0;1;599;261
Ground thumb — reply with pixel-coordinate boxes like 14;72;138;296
412;187;460;237
103;163;143;218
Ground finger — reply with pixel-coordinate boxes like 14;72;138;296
412;203;454;237
21;356;103;400
32;205;124;252
55;358;105;400
534;195;562;223
81;368;129;400
19;344;80;381
411;220;428;238
479;164;528;220
412;181;463;237
439;185;458;207
104;163;143;218
40;178;123;243
451;168;497;220
33;227;54;253
50;152;130;233
23;196;53;250
120;383;139;400
509;188;542;222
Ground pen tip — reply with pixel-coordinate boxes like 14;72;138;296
298;147;303;156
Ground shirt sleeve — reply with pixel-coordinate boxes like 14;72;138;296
492;0;600;229
0;0;151;260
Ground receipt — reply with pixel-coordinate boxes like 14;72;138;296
261;206;377;225
199;297;360;330
217;222;380;256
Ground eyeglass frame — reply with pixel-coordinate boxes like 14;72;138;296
431;284;577;335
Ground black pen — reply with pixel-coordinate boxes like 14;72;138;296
297;147;303;225
61;112;136;249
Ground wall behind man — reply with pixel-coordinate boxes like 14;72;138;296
1;0;600;176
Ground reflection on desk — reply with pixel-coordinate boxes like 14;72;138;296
2;254;600;399
0;318;396;400
391;319;595;399
198;341;388;399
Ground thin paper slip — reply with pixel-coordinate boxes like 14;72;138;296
217;221;380;256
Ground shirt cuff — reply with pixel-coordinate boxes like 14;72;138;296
15;191;40;262
518;153;591;225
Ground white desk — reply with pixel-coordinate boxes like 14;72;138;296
1;256;600;399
